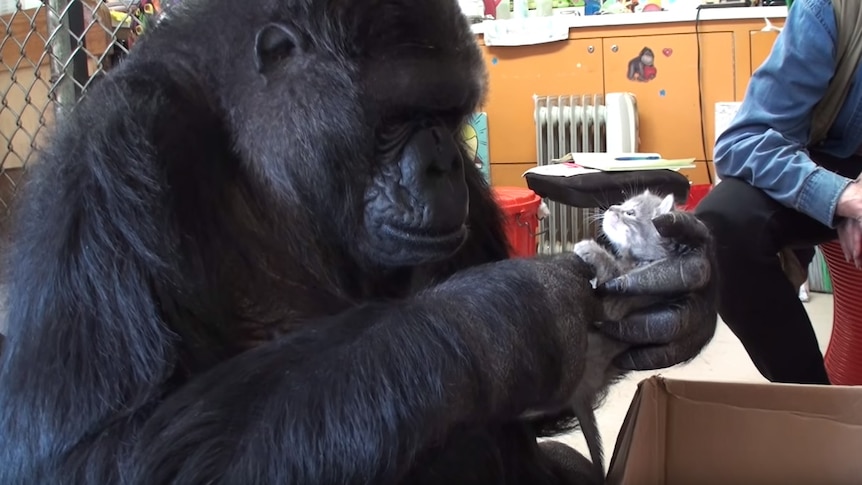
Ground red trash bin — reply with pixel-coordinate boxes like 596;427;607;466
820;240;862;385
492;187;542;258
681;183;712;212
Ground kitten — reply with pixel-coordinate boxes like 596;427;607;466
576;190;677;288
569;190;677;484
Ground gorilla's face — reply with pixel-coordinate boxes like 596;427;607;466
228;0;486;269
361;91;474;268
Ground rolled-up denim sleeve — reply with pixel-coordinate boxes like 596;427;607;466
713;0;852;228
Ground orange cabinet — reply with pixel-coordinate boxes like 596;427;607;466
602;32;735;162
476;16;788;188
481;39;605;167
749;30;781;76
601;32;734;184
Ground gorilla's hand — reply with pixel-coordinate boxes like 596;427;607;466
596;210;718;371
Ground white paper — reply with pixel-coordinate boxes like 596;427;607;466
541;152;694;171
523;164;600;178
714;102;742;144
568;152;662;167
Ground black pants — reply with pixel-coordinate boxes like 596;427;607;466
695;151;862;385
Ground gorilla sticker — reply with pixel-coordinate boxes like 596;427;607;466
627;47;658;82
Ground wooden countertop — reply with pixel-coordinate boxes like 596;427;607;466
471;5;788;36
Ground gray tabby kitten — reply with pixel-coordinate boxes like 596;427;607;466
570;190;678;484
578;190;677;287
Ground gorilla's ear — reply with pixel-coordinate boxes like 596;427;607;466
254;22;304;73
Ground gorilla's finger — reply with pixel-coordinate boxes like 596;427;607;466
597;292;716;346
609;305;717;371
652;211;712;247
612;332;715;371
601;294;663;322
596;304;683;345
598;254;711;295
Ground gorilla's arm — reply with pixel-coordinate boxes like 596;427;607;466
128;257;591;484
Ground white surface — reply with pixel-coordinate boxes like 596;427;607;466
483;16;572;46
714;102;742;143
0;0;41;15
472;5;788;36
605;92;639;153
713;101;742;185
458;0;486;18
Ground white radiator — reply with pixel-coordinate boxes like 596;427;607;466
532;92;639;254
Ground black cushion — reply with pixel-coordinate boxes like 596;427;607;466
524;169;691;209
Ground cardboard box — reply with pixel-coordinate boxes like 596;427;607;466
606;376;862;485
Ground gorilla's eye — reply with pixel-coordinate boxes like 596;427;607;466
254;22;304;73
373;109;467;161
376;122;413;158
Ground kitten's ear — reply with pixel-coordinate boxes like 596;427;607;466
659;194;675;213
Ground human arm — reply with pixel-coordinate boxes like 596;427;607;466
714;0;853;228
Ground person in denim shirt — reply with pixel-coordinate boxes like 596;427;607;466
696;0;862;385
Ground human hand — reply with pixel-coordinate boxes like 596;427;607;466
595;211;719;371
836;180;862;220
837;217;862;269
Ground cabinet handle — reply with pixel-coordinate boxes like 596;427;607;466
611;44;619;53
587;45;594;53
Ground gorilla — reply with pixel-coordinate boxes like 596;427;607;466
0;0;717;483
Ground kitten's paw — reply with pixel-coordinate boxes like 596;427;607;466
574;239;603;260
574;240;609;270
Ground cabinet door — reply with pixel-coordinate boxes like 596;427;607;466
602;33;735;176
749;30;781;77
480;39;605;166
490;163;536;188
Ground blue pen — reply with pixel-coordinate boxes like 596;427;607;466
614;155;661;161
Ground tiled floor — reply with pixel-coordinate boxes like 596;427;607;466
552;292;835;466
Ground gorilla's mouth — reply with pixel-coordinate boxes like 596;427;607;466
382;223;467;247
371;222;468;267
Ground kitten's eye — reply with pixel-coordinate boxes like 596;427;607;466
625;209;636;216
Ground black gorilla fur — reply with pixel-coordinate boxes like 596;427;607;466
0;0;716;483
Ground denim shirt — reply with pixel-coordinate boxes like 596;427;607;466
713;0;862;228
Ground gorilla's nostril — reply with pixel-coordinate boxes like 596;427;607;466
426;163;446;177
426;155;461;178
406;126;464;179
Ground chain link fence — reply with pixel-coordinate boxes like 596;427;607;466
0;0;170;231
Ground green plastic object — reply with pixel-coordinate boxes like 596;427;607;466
808;247;833;294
